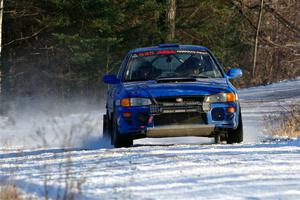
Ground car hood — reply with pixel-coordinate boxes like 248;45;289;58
123;78;230;98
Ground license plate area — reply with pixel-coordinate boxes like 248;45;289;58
153;112;206;126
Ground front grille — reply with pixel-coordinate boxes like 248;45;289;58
154;112;206;126
151;96;204;114
150;104;203;114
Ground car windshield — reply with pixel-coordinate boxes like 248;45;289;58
123;50;223;81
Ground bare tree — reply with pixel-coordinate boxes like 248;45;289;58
232;0;300;83
252;0;264;77
0;0;3;55
0;0;3;97
166;0;176;42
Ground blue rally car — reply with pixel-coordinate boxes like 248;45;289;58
103;44;243;147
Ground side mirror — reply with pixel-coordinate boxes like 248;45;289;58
103;74;120;84
226;68;243;79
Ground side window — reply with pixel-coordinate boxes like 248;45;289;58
126;57;142;80
117;54;130;80
125;57;155;80
198;54;222;77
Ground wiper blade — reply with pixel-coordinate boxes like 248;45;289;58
125;79;152;82
188;75;210;78
156;77;198;83
156;77;195;81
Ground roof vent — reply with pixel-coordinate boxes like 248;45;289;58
158;44;179;48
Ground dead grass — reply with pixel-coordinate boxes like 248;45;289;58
1;113;99;200
264;104;300;138
0;185;26;200
34;114;97;200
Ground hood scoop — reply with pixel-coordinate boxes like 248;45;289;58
156;77;197;83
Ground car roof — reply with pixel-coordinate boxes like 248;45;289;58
129;44;209;54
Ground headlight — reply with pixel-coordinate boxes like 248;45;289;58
121;98;152;107
204;93;237;103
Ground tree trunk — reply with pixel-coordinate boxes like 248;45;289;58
0;0;3;100
166;0;176;43
252;0;264;77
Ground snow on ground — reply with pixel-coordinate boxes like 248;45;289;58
0;78;300;199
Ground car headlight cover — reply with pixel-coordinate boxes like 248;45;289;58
204;93;236;103
121;98;152;107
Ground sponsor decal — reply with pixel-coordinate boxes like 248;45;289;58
177;50;207;54
133;50;207;57
137;51;155;57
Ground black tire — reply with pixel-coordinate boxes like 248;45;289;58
112;117;133;148
214;134;221;144
102;114;110;140
227;111;243;144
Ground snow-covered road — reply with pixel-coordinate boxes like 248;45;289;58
0;78;300;199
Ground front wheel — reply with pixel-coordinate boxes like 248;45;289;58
112;117;133;148
102;114;110;140
227;112;243;144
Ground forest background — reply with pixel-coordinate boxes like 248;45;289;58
0;0;299;110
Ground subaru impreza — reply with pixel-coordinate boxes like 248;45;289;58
103;44;243;147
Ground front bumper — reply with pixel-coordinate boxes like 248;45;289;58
115;101;239;137
146;124;215;138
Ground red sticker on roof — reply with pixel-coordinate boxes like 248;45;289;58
137;50;177;57
156;50;177;55
137;51;155;57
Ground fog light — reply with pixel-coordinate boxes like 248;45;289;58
137;113;148;123
212;108;225;121
123;112;131;118
227;107;235;113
